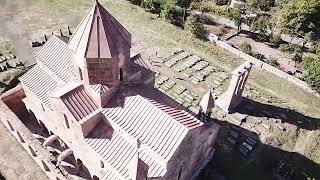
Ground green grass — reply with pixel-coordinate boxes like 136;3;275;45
33;0;319;116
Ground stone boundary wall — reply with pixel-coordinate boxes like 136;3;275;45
0;86;68;180
206;33;319;97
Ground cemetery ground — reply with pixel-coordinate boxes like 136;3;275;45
0;0;319;179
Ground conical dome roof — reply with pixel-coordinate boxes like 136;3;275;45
68;0;131;59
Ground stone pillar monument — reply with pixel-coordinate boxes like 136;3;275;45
217;61;253;113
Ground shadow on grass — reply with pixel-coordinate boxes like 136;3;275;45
197;119;320;180
235;98;320;131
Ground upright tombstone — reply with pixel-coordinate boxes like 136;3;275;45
217;61;253;113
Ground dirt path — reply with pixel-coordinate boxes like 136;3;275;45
0;122;48;180
228;34;296;73
0;0;36;67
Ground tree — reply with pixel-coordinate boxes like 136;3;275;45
247;0;272;11
227;5;243;31
250;16;269;41
280;0;320;38
239;42;252;55
269;33;282;47
185;16;206;38
176;0;193;8
302;56;320;89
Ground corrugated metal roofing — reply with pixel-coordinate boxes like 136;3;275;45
35;36;74;82
61;86;98;121
102;94;189;161
139;149;166;177
134;86;203;129
19;65;59;107
85;131;137;179
100;169;121;180
90;84;111;94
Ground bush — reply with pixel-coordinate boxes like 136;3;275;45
185;16;206;38
316;43;320;55
269;34;282;47
279;44;302;53
267;57;280;67
247;0;272;11
239;42;252;55
215;0;229;6
302;56;320;89
190;2;229;16
194;14;216;25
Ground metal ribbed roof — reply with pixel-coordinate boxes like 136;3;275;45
35;36;74;82
102;93;189;162
19;65;59;107
139;149;166;177
100;169;121;180
61;86;98;121
85;131;137;179
134;86;203;129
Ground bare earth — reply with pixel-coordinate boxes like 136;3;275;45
0;122;48;180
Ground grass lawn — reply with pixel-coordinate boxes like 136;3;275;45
30;0;320;118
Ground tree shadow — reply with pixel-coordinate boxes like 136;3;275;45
197;119;320;180
234;98;320;131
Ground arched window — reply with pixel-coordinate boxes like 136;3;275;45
119;68;124;82
79;67;83;81
64;114;70;129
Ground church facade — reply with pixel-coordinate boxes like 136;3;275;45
19;1;219;179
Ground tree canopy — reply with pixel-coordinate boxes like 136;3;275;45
302;56;320;89
280;0;320;37
247;0;273;11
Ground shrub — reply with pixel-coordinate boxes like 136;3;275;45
316;43;320;55
292;53;303;63
190;2;229;16
215;0;229;6
267;57;280;67
194;14;216;25
279;44;302;53
239;42;252;55
185;16;206;38
269;34;282;47
302;56;320;89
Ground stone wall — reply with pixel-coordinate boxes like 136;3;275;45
206;33;319;97
0;86;68;180
162;123;220;180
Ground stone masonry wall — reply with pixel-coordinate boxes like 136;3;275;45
162;123;220;180
0;86;68;180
